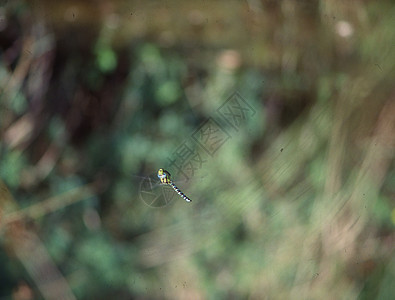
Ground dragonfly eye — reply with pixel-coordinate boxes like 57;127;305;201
157;168;166;179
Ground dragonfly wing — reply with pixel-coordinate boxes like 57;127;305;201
132;173;199;206
135;175;175;207
133;174;199;189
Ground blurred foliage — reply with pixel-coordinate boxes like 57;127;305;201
0;0;394;299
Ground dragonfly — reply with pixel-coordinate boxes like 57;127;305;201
157;168;192;203
134;169;195;207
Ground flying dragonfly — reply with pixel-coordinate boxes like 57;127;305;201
134;169;196;207
157;168;192;203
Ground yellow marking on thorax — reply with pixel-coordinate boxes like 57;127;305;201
157;168;172;184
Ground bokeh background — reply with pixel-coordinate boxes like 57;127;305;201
1;0;394;299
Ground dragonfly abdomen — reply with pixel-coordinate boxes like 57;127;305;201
170;182;192;202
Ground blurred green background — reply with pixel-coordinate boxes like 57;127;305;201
1;0;394;299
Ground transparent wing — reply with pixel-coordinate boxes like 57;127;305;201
132;175;192;190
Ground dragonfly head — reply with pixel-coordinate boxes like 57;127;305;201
157;168;166;179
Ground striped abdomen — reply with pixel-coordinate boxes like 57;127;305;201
170;182;192;202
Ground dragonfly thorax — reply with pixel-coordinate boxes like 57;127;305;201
157;168;172;184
